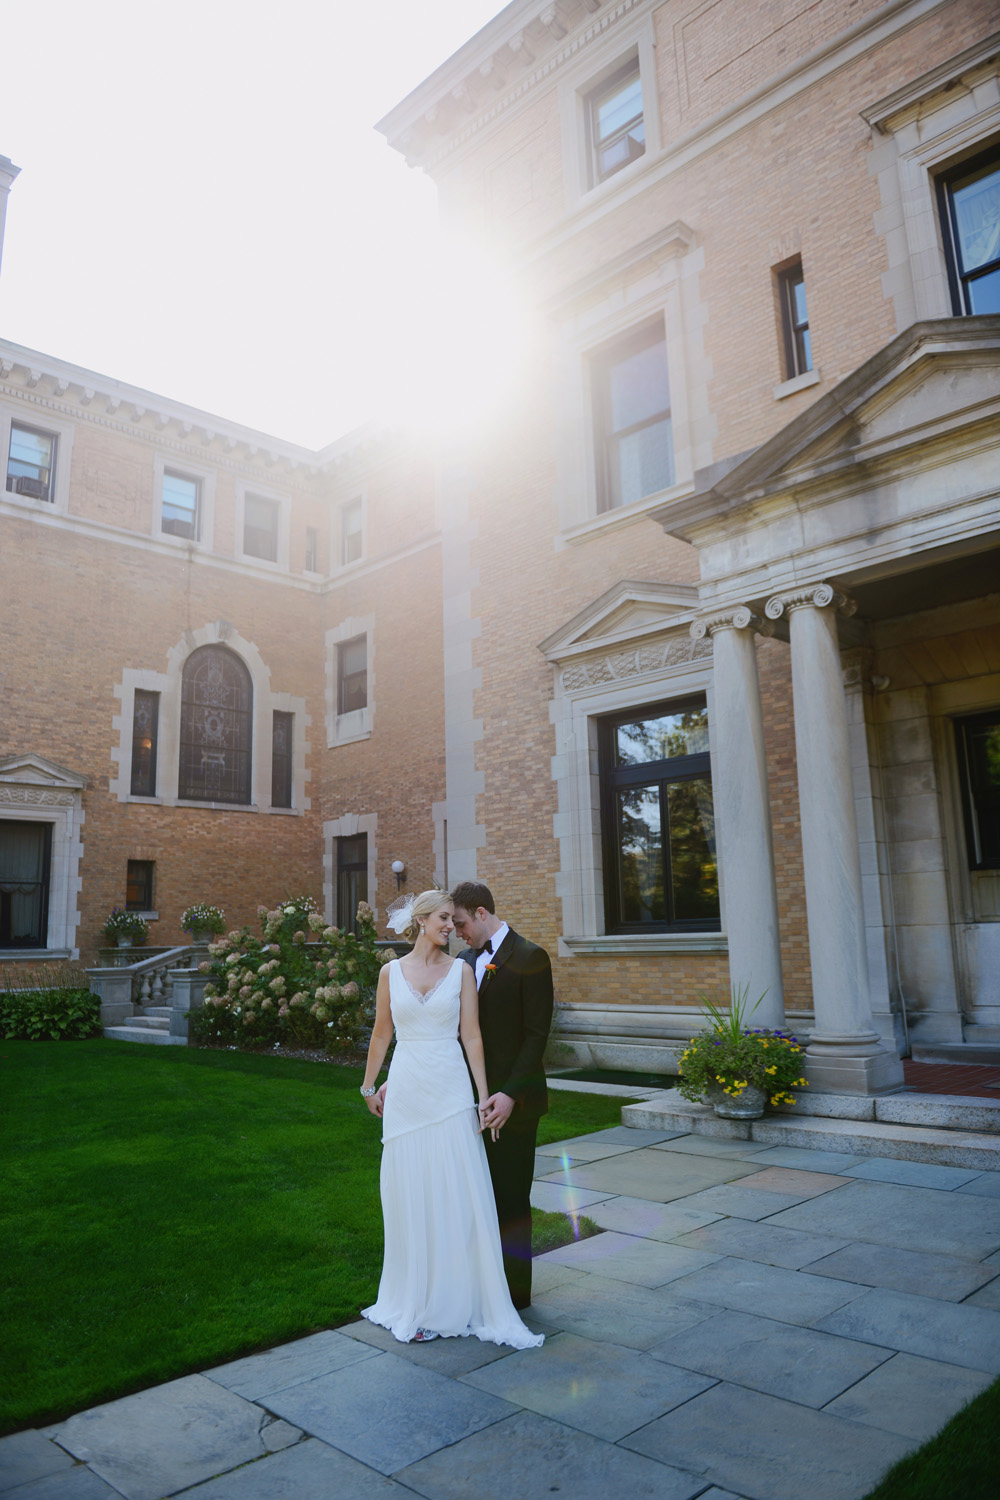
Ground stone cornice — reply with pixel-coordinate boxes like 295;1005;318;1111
544;222;696;314
862;31;1000;133
764;583;858;620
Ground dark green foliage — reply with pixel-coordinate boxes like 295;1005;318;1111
0;988;101;1041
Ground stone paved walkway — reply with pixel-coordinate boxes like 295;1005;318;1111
3;1127;1000;1500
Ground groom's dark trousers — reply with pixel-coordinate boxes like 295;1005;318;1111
460;929;554;1310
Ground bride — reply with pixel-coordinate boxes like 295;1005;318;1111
359;889;543;1349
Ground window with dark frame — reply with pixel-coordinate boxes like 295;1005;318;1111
599;699;719;933
271;710;293;809
126;860;154;912
161;471;200;539
337;636;367;715
778;261;812;379
955;709;1000;869
243;494;279;562
938;145;1000;317
179;646;253;804
341;499;363;565
305;526;318;573
0;820;51;948
336;834;368;933
6;423;56;502
130;690;160;797
588;57;645;185
592;321;673;512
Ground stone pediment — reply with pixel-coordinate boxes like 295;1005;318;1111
539;580;699;664
655;317;1000;537
0;753;87;790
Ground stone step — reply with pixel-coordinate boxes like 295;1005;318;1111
103;1026;178;1045
125;1015;170;1030
912;1039;1000;1064
136;1006;172;1018
623;1092;1000;1171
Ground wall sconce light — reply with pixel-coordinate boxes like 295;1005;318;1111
391;859;406;890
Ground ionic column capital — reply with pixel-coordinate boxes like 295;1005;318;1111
690;605;774;641
764;582;857;621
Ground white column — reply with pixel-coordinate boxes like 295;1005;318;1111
691;608;785;1028
765;584;903;1094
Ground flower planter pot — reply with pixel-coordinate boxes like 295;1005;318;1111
707;1081;766;1120
117;936;131;949
188;929;214;945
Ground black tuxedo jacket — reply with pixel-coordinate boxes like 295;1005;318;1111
459;928;553;1123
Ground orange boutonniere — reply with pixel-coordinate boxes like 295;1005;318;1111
484;963;497;973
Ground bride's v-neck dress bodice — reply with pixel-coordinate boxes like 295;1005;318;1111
362;957;543;1350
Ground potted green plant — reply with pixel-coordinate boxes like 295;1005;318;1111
675;985;808;1119
102;907;150;949
181;904;226;944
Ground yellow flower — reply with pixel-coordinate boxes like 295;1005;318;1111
766;1065;776;1074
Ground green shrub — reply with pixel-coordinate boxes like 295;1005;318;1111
191;895;395;1054
0;988;102;1041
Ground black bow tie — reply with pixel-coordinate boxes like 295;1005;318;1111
474;940;493;958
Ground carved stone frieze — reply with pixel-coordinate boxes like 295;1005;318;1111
0;786;76;806
765;582;857;620
560;633;711;692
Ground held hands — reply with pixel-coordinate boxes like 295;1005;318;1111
479;1091;516;1139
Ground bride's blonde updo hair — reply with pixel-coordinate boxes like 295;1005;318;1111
402;889;451;945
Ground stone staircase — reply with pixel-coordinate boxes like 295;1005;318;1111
103;1006;174;1045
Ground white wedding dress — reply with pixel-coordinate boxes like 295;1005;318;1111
362;958;543;1349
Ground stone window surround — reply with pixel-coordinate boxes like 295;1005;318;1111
325;614;375;748
933;673;1000;923
864;38;1000;332
557;11;661;212
152;451;217;551
335;490;367;571
110;620;309;814
234;479;291;572
0;754;85;960
551;222;711;540
546;635;724;958
323;812;378;927
0;398;75;513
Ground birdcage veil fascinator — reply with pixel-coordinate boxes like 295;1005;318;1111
385;893;415;935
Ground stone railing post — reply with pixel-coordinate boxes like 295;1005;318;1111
765;583;903;1093
86;968;136;1028
169;966;209;1043
691;606;785;1028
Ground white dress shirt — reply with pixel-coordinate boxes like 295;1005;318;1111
474;921;509;986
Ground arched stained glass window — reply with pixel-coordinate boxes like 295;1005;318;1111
179;647;253;804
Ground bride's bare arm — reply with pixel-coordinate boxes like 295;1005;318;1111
458;963;491;1119
361;965;394;1116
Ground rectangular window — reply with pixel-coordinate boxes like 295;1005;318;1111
589;58;644;185
126;860;154;912
271;710;293;808
130;690;159;797
592;322;673;512
305;526;318;573
939;147;1000;317
161;471;200;539
956;710;1000;869
6;423;56;502
243;494;279;561
599;699;719;933
337;834;368;933
0;820;51;948
341;498;363;565
778;262;812;379
338;636;367;715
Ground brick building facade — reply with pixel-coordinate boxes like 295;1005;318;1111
2;1;999;1091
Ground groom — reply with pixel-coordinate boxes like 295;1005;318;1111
451;881;554;1310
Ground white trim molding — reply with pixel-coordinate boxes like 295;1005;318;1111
0;753;86;959
152;450;218;552
0;397;76;514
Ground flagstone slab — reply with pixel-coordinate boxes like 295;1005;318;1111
0;1429;75;1491
537;1230;723;1287
652;1137;773;1159
767;1179;1000;1260
666;1257;864;1326
533;1136;645;1162
1;1467;120;1499
529;1180;618;1214
748;1147;869;1174
49;1374;279;1500
395;1409;706;1500
338;1318;515;1376
962;1277;1000;1310
528;1260;590;1296
824;1352;994;1440
538;1150;762;1204
573;1126;688;1147
461;1331;716;1441
621;1382;914;1500
956;1173;1000;1198
736;1167;853;1197
647;1309;890;1407
673;1218;850;1270
205;1328;380;1399
815;1287;1000;1373
584;1195;724;1241
528;1275;719;1350
177;1437;409;1498
262;1350;515;1475
843;1157;982;1190
803;1241;999;1301
668;1184;816;1220
534;1151;584;1174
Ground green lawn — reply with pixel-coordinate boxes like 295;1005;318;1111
0;1041;631;1433
862;1375;1000;1500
